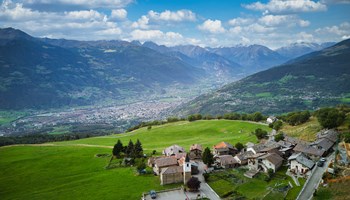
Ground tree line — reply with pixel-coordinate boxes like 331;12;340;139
112;139;143;158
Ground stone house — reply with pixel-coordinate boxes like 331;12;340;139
189;144;203;160
215;155;239;168
213;141;237;156
163;144;185;156
234;151;254;165
247;153;284;173
153;157;178;175
288;153;315;175
160;154;191;185
293;143;325;160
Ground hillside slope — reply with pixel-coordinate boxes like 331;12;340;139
0;28;204;109
175;39;350;115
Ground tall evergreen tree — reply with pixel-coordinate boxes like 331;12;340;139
134;139;143;158
113;139;123;158
202;147;214;167
125;140;134;158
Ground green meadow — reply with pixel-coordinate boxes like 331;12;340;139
0;120;270;200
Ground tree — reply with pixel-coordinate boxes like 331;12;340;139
147;125;152;130
134;139;143;158
316;108;345;129
187;177;201;191
343;132;350;143
125;139;134;158
235;142;244;152
202;147;214;167
272;120;283;131
113;139;123;158
252;112;264;122
136;160;146;173
274;133;285;142
254;128;268;140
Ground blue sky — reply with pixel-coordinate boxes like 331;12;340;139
1;0;350;49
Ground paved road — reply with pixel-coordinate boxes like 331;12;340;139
297;154;334;200
194;161;221;200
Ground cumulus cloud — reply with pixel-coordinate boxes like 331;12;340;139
129;29;200;46
316;22;350;35
110;9;127;20
0;0;122;40
258;15;310;27
198;19;225;34
243;0;327;14
131;15;149;29
228;17;253;26
321;0;350;4
148;9;196;22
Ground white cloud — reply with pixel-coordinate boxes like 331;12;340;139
148;9;196;22
246;23;275;33
23;0;133;9
131;15;149;29
228;17;253;26
229;26;243;34
316;22;350;35
198;19;225;34
244;0;327;14
129;29;200;46
258;14;310;27
110;9;127;20
0;0;123;40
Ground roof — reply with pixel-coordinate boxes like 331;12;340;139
278;140;294;148
317;129;338;143
163;144;185;156
251;143;267;153
190;144;203;151
260;143;281;152
260;153;284;166
235;151;254;161
217;155;238;165
312;138;334;151
160;166;183;175
284;136;309;145
288;153;314;169
172;153;187;160
293;143;325;157
245;142;255;148
214;141;234;149
155;157;178;168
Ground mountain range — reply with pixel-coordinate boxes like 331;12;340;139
174;39;350;115
0;27;341;111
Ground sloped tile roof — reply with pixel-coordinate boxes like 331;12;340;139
155;157;178;168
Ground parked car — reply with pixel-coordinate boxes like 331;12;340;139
149;190;157;199
317;158;326;167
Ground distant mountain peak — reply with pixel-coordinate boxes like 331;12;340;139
0;27;33;41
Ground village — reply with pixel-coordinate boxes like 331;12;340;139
142;116;346;200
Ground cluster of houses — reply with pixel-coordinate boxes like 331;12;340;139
147;129;338;185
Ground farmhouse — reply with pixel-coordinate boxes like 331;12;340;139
213;141;237;156
153;157;178;175
215;155;239;168
163;145;186;156
189;144;203;160
234;150;254;165
247;153;284;173
288;153;315;175
293;143;325;160
267;116;277;124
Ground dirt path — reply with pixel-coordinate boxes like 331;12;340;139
0;143;113;149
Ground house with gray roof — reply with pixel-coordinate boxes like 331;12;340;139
163;144;185;157
288;153;315;175
293;143;325;160
215;155;239;168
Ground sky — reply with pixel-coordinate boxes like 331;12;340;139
1;0;350;49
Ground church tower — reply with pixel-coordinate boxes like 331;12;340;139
183;154;191;184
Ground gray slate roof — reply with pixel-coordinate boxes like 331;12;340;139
288;153;315;169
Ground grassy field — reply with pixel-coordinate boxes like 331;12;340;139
55;120;269;153
280;117;322;142
207;167;304;200
0;120;270;200
0;146;178;200
313;179;350;200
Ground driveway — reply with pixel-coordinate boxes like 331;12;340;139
297;154;334;200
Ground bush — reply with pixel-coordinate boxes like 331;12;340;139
254;128;268;140
316;107;345;129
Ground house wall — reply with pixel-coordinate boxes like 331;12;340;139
261;159;276;172
189;150;202;159
290;160;309;174
160;173;183;185
248;158;259;170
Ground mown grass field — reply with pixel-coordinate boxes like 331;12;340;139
0;120;270;200
55;120;269;153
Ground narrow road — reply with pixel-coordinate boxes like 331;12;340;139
194;161;221;200
297;154;334;200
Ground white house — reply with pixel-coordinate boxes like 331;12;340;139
288;153;315;175
266;116;277;124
